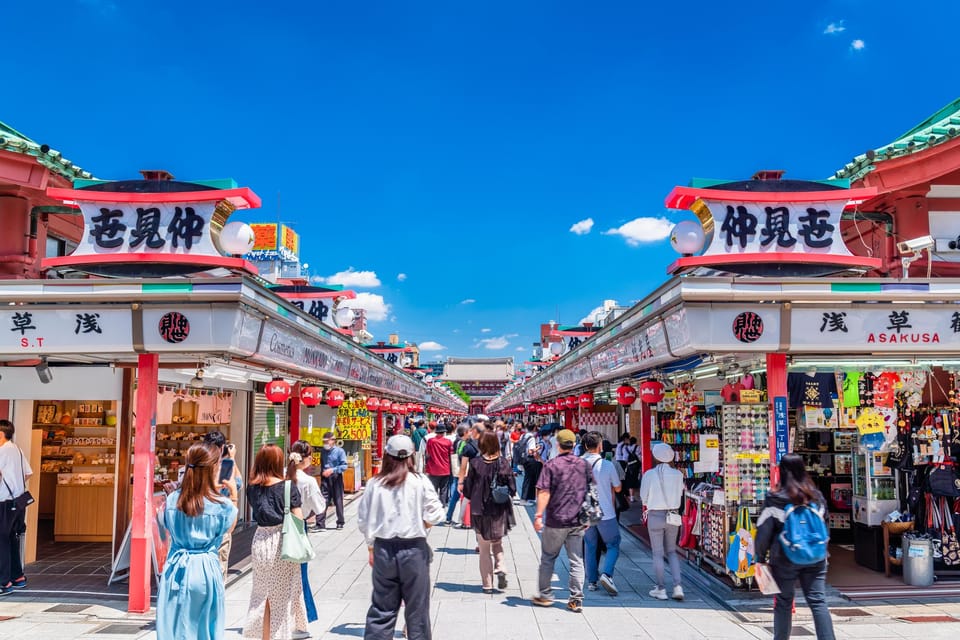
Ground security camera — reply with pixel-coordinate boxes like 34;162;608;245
897;235;935;253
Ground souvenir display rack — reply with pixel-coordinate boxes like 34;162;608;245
721;403;770;508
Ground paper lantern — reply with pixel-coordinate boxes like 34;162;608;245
670;220;706;256
395;403;408;415
545;402;557;413
380;399;393;411
219;221;256;255
366;397;381;412
578;392;594;409
325;390;345;408
300;386;323;407
564;395;577;410
639;380;665;404
616;384;638;406
265;378;292;405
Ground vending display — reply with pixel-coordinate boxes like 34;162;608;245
852;450;898;526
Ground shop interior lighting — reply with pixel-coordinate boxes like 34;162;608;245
188;365;205;389
35;358;53;384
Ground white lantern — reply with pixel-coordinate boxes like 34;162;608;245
333;306;356;329
549;341;565;356
424;375;434;384
219;221;256;255
670;220;706;255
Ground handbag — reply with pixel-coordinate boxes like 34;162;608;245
725;506;757;579
489;459;512;505
280;480;315;563
2;449;34;511
937;496;960;566
678;498;699;549
654;466;682;527
928;464;960;497
753;562;781;595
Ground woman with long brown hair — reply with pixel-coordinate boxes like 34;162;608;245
243;444;309;640
462;431;516;593
755;454;835;640
157;442;237;640
358;434;445;640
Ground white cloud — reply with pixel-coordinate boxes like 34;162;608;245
480;328;492;333
340;292;391;322
460;298;476;305
476;336;511;350
824;21;845;35
569;218;594;235
516;346;527;352
452;329;461;334
397;273;407;282
604;217;674;247
419;341;446;351
851;39;865;51
315;267;381;288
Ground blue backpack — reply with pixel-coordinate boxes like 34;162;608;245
779;503;829;565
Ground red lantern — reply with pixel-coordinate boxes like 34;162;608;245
366;397;381;412
639;380;665;404
265;378;292;404
325;390;345;408
578;392;594;409
564;395;577;410
396;404;408;415
545;402;557;413
300;386;322;407
380;399;393;411
616;384;638;406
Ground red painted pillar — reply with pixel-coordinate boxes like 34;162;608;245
129;354;158;613
640;400;654;474
289;383;301;443
376;410;384;459
767;353;788;489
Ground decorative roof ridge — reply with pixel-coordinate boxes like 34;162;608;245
833;98;960;182
0;118;96;181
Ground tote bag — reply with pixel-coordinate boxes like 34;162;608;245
281;480;316;563
725;506;757;579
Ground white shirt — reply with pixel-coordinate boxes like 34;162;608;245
0;440;32;501
548;435;560;460
295;468;326;519
640;463;684;511
584;453;621;521
357;471;445;546
615;442;632;462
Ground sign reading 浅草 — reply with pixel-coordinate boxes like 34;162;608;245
791;306;960;351
1;308;133;353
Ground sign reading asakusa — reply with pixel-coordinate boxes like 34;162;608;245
791;306;960;351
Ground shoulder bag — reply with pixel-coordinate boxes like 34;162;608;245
929;463;960;497
489;458;512;505
280;480;315;563
2;448;34;511
655;466;683;527
577;458;603;526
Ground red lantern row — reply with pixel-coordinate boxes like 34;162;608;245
268;384;457;414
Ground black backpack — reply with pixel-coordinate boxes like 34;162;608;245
513;433;532;465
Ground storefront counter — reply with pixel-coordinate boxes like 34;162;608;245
54;484;114;542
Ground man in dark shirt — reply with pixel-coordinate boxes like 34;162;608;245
532;429;589;613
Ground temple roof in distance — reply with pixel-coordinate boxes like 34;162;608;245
0;120;96;181
834;98;960;183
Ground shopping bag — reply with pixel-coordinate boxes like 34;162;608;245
754;563;781;595
725;506;756;579
679;498;699;549
280;480;315;563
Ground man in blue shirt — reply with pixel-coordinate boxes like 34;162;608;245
314;431;348;531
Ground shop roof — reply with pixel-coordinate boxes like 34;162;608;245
0;120;96;181
833;97;960;183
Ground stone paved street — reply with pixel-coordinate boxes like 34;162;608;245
4;494;960;639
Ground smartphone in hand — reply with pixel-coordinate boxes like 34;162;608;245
218;458;235;484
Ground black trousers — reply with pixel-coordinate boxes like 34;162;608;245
427;475;449;506
521;460;542;501
317;474;345;528
365;537;432;640
0;503;24;586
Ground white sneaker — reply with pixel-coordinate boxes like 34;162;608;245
599;573;618;596
649;587;668;600
671;585;684;601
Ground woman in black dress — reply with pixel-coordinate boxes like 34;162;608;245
462;431;517;593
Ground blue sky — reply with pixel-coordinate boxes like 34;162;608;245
4;1;959;362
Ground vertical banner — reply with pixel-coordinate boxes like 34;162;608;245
773;396;789;463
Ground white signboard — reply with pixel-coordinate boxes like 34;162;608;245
0;308;132;354
256;321;352;382
683;305;781;351
699;200;853;258
142;307;249;352
74;201;220;257
791;306;960;352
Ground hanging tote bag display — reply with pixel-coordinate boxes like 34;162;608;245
937;496;960;566
280;480;316;563
678;497;699;550
725;506;757;579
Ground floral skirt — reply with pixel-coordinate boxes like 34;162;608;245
243;525;308;640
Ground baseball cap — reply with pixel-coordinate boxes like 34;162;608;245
653;442;675;463
556;429;576;446
385;435;415;459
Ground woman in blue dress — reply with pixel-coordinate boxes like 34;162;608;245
157;442;238;640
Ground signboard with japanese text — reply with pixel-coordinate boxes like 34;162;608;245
773;396;789;463
74;201;220;257
281;225;299;256
682;305;781;351
250;223;279;251
335;399;372;440
142;306;256;352
255;321;352;382
0;308;133;354
791;306;960;352
699;200;852;259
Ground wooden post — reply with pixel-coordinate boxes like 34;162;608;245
129;354;158;613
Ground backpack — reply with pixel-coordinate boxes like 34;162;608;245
779;503;829;566
513;434;532;465
577;459;603;527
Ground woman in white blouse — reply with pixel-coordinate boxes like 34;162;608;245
288;440;325;625
639;442;685;602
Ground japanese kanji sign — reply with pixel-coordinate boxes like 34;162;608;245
0;308;133;354
335;399;372;440
791;306;960;352
75;202;219;256
703;200;850;257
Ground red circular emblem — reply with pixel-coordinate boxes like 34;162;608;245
158;312;190;344
732;312;764;344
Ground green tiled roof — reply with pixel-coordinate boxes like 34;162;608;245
0;120;96;181
834;98;960;183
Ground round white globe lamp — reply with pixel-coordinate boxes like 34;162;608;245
219;221;256;256
549;341;565;356
333;306;356;329
670;221;706;256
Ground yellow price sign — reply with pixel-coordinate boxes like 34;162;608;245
705;439;719;449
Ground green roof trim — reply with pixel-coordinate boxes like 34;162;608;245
831;282;881;293
834;98;960;182
143;283;193;293
0;119;96;182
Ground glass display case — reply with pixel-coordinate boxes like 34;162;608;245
852;449;898;526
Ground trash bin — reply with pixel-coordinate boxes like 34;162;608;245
902;535;934;587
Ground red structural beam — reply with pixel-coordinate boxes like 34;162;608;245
46;187;262;209
664;186;879;210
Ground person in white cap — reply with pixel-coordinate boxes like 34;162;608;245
639;442;685;601
358;434;445;640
